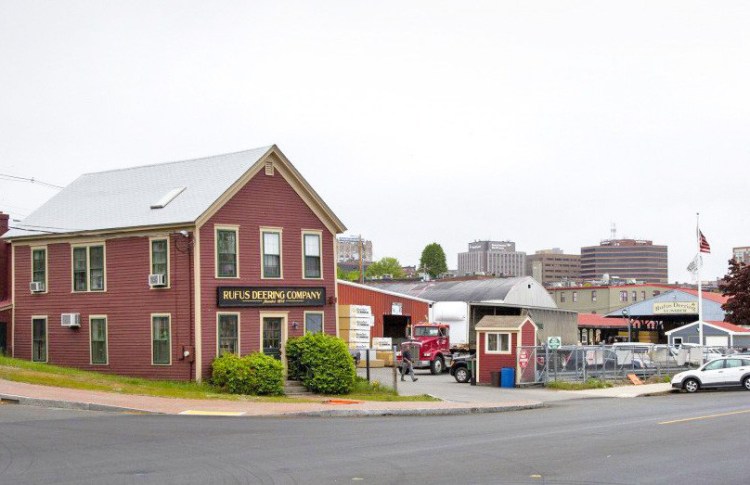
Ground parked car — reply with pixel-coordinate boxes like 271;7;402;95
449;354;475;383
671;357;750;393
560;347;618;371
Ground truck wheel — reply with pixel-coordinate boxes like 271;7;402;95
430;356;444;375
454;366;470;383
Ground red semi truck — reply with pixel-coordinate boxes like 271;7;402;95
398;322;458;374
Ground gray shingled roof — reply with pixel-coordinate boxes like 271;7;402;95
4;146;279;238
367;277;557;308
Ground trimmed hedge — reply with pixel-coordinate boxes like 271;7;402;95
286;333;356;395
211;352;284;396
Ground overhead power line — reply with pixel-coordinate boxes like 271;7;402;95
0;173;63;189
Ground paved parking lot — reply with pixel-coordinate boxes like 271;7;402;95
357;366;580;404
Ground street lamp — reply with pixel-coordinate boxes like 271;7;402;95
622;309;631;342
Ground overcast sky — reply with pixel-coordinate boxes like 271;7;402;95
1;1;748;283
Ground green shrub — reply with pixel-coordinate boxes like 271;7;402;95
210;352;284;396
244;352;284;396
286;333;356;395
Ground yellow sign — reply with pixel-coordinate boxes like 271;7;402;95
653;301;698;314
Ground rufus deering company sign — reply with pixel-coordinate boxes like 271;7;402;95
217;287;326;307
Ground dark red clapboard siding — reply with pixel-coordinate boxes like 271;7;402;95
13;236;193;380
337;283;431;338
198;168;338;379
478;332;518;384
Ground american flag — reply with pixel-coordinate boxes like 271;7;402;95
698;229;711;254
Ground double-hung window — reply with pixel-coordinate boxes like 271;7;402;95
90;316;108;365
217;313;239;356
485;332;510;354
304;312;323;333
216;228;238;278
303;232;322;279
73;244;105;292
32;247;47;291
262;230;282;278
152;315;171;365
151;238;169;285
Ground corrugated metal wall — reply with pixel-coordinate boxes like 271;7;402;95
337;283;430;338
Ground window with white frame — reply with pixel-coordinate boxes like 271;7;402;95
303;232;322;279
32;247;47;290
218;313;239;355
305;312;323;333
262;230;282;278
485;332;510;353
591;290;597;302
619;291;628;302
151;238;169;285
572;291;578;302
152;315;171;365
90;317;108;365
216;229;238;278
73;244;105;292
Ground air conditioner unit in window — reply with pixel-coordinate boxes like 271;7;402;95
61;313;81;328
29;281;45;293
149;273;167;287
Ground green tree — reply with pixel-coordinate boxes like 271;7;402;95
719;259;750;326
337;266;360;282
419;243;448;278
365;257;405;279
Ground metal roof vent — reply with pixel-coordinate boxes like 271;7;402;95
265;161;274;176
151;187;186;209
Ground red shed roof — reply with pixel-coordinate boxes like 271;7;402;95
707;320;750;333
578;313;626;328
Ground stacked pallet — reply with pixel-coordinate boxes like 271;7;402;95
338;305;379;367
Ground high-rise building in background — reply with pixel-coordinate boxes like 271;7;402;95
526;248;581;286
337;236;373;263
457;240;526;277
580;239;668;284
732;246;750;264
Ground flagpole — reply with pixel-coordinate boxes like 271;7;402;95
697;212;703;348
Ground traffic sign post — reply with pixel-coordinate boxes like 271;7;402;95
547;336;562;350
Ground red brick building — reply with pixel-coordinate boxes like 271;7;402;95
2;146;346;381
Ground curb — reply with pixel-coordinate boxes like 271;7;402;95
0;393;159;415
279;402;545;418
1;391;543;418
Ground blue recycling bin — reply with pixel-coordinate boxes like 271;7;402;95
500;367;515;388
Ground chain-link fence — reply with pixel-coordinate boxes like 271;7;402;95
517;344;738;385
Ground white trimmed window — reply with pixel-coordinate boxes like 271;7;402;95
217;313;239;356
216;228;238;278
150;238;169;286
90;316;108;365
31;247;47;291
485;332;511;354
72;244;105;292
262;230;282;278
152;315;171;365
304;312;324;333
303;232;322;279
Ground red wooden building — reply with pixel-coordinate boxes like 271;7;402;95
2;146;346;381
475;315;538;385
0;212;11;355
337;280;432;341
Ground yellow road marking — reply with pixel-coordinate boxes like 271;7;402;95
179;410;246;416
659;409;750;425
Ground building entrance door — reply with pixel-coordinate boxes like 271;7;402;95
263;317;283;360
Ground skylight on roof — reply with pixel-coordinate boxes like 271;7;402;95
150;187;186;209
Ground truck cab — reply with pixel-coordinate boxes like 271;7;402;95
398;323;452;374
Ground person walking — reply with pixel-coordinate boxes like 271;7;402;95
401;348;418;382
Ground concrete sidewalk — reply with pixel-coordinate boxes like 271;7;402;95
0;378;672;418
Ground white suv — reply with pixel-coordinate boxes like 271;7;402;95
671;357;750;393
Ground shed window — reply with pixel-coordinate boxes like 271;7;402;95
486;332;511;354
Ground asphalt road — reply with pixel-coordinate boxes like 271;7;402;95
1;390;749;484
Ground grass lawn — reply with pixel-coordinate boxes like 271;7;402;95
546;378;614;391
0;356;436;402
